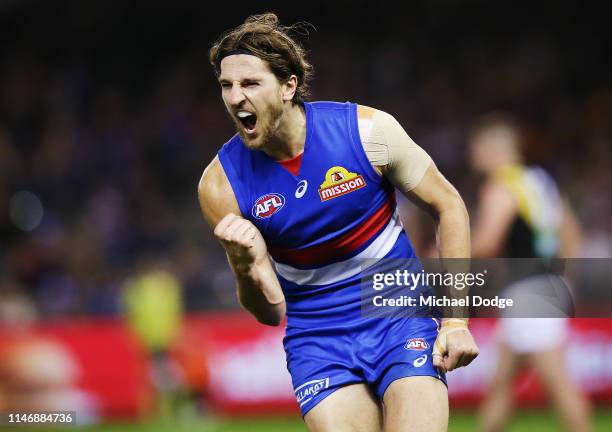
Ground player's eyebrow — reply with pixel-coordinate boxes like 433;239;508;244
218;78;261;86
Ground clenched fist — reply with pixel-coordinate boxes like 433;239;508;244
214;213;269;269
432;319;479;373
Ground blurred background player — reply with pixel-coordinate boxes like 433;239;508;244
122;254;186;420
468;113;591;432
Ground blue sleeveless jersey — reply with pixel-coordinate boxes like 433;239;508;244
218;102;419;327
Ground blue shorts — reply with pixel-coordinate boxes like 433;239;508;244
283;317;446;417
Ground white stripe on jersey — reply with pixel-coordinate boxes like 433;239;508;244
271;209;404;286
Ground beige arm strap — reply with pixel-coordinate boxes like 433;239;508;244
358;107;432;192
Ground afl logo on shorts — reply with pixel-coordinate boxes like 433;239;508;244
405;338;429;351
252;193;285;219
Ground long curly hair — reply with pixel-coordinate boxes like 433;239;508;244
209;13;314;105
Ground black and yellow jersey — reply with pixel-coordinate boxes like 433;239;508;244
494;165;563;258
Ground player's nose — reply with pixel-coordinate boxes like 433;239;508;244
227;83;246;107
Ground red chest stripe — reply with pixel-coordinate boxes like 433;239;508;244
269;196;396;267
277;152;304;177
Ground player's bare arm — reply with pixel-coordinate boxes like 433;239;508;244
360;106;479;372
198;156;286;325
471;180;517;258
559;199;583;258
403;164;479;372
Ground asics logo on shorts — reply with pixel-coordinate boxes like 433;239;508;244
413;354;428;368
295;377;330;407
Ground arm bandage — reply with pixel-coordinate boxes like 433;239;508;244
360;109;432;192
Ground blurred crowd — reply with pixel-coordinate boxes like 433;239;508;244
1;1;611;322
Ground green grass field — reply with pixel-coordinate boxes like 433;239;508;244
18;410;612;432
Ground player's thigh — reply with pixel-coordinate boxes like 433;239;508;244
304;383;382;432
527;346;571;391
383;376;448;432
489;343;519;387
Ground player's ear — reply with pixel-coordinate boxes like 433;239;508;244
281;75;298;102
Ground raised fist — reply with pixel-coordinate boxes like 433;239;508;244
214;213;268;268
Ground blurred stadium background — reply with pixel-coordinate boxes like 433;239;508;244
1;0;611;430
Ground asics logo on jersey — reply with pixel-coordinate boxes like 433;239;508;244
318;166;366;202
295;180;308;198
405;338;429;351
252;193;285;219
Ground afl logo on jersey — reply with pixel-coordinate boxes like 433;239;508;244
319;166;366;202
252;193;285;219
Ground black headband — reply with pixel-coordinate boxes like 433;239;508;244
220;48;258;61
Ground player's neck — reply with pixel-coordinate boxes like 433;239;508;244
263;103;306;161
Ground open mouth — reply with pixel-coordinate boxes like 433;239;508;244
237;110;257;133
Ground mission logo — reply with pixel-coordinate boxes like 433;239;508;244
318;166;366;202
252;193;285;219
